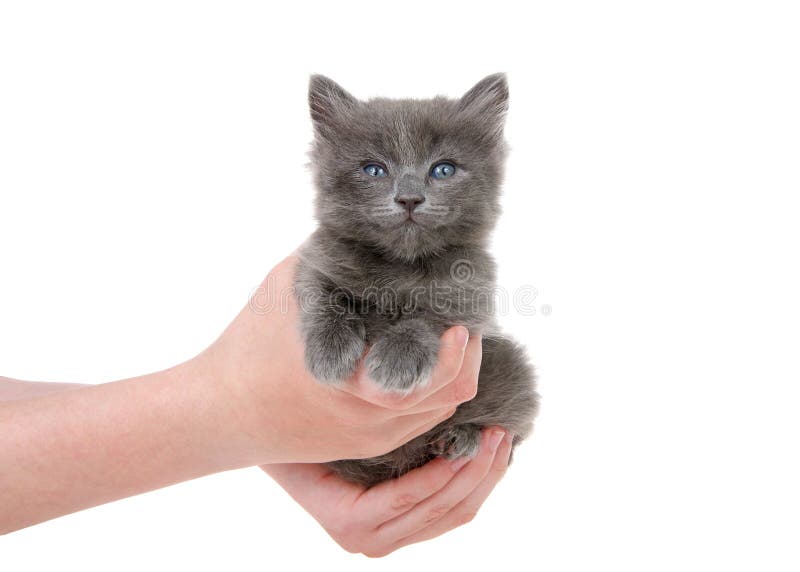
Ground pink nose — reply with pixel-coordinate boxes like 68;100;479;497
395;194;425;212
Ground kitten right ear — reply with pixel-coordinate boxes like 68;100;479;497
308;75;357;135
458;73;509;144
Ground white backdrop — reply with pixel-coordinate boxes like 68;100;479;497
1;1;798;570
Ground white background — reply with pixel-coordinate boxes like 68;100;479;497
1;1;799;570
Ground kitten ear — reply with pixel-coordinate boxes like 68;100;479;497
458;73;509;143
308;74;358;135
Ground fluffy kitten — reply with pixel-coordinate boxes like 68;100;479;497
294;73;539;487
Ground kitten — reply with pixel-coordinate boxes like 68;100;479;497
294;73;539;487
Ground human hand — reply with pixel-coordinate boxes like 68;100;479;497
261;426;513;557
197;255;482;466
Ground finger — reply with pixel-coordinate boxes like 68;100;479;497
338;326;469;410
357;453;472;525
375;427;506;542
389;431;514;550
397;326;470;408
400;335;482;415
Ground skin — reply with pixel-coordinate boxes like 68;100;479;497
262;429;512;557
0;255;512;553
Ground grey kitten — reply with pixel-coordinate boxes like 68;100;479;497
294;73;539;487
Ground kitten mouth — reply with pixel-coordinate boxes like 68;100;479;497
404;217;428;228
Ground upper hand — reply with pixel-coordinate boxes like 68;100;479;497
197;254;482;465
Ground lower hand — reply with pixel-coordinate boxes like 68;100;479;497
262;426;513;557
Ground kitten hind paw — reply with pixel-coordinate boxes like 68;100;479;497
431;424;482;459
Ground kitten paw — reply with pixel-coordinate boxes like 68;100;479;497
431;424;482;459
365;320;439;393
304;318;366;384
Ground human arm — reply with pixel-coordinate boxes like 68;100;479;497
0;360;252;534
1;335;507;556
0;378;86;401
0;371;512;555
0;255;479;534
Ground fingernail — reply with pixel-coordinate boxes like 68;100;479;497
452;326;469;349
504;432;514;447
489;429;505;453
449;456;471;472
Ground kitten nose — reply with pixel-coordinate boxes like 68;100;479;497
395;193;425;213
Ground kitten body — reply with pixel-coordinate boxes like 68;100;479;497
295;74;539;486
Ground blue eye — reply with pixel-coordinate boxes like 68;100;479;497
363;164;388;177
430;162;456;179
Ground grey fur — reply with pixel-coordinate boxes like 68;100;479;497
295;73;539;487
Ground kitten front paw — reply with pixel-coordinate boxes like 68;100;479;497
365;320;439;393
304;317;366;384
431;424;482;459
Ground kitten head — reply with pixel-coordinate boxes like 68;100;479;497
307;74;509;261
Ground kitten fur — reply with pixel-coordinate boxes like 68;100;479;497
294;73;539;487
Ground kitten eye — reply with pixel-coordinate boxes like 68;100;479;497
430;162;456;179
363;164;388;177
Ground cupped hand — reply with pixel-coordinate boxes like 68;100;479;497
262;426;513;557
198;255;482;465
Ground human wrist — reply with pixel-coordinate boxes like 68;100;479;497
187;340;282;468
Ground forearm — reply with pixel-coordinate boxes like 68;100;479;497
0;358;258;534
0;377;88;401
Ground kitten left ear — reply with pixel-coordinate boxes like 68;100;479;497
308;74;358;136
458;73;509;142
